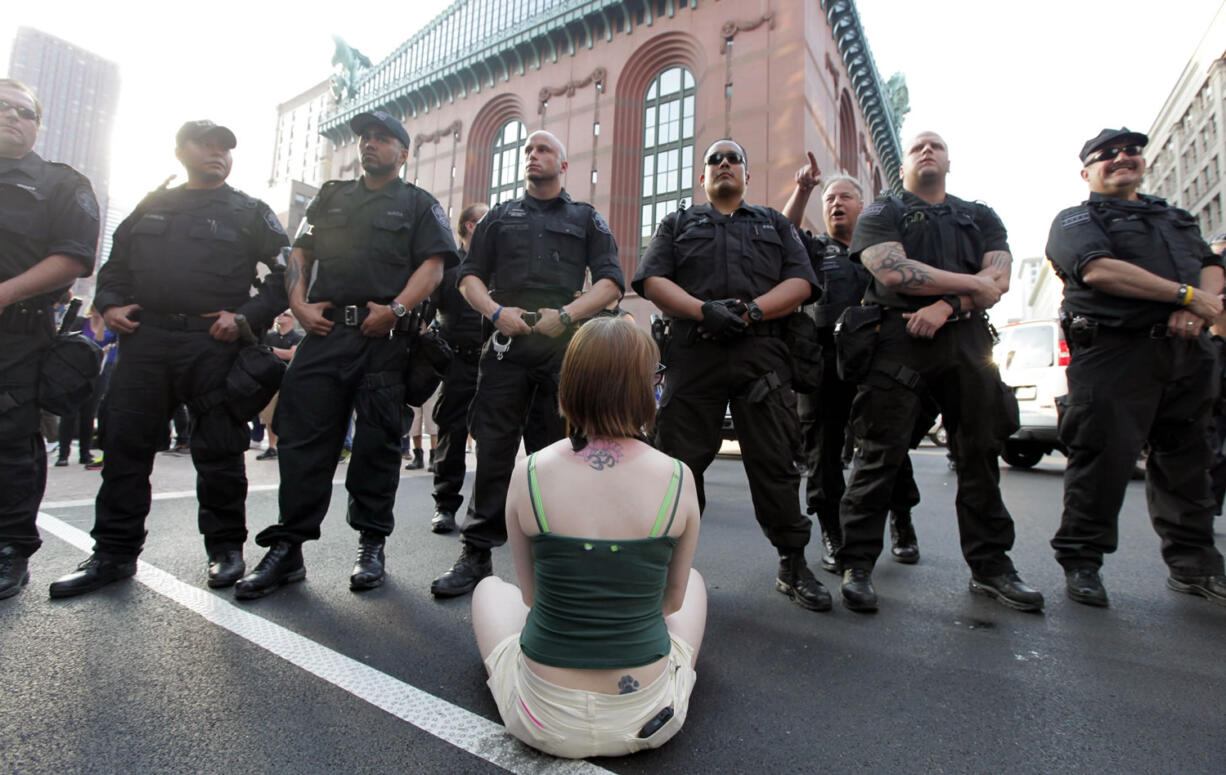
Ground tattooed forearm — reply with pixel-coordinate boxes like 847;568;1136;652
982;250;1012;278
617;675;640;694
284;259;300;296
862;242;933;290
577;438;623;471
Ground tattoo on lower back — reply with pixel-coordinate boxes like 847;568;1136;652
578;439;622;471
618;675;640;694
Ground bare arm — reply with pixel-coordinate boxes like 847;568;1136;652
980;249;1012;294
780;151;821;228
284;247;334;336
662;466;700;616
506;458;536;607
361;255;446;338
861;241;1001;308
0;255;85;314
534;278;622;337
1082;257;1223;320
641;276;706;321
458;274;532;336
752;277;812;320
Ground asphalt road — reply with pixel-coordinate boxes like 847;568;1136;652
2;444;1224;774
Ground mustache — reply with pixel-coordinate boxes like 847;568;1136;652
1107;161;1137;173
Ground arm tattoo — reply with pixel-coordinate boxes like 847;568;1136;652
862;242;933;290
618;675;640;694
284;258;300;296
577;439;623;471
983;250;1012;275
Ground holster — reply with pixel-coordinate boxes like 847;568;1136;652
37;333;103;416
833;305;882;383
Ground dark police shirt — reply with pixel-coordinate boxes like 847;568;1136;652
459;190;623;310
1046;192;1221;328
96;184;289;331
849;191;1009;311
800;232;869;329
263;327;302;353
0;151;98;306
431;249;484;350
632;202;817;303
294;178;459;306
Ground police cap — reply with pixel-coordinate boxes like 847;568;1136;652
349;110;411;150
176;120;237;150
1079;127;1148;163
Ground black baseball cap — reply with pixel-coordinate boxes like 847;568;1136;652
1079;127;1148;163
349;110;411;150
176;120;237;149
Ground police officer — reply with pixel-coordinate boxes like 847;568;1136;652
0;79;99;600
781;154;921;573
635;139;830;612
430;130;624;597
838;131;1043;613
428;202;488;534
48;120;288;597
236;111;457;599
1047;127;1226;607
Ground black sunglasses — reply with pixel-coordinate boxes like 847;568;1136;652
705;151;745;167
0;99;38;122
1085;145;1143;166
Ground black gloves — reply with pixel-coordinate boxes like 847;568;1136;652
699;299;749;341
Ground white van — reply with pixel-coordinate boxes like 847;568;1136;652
993;319;1068;468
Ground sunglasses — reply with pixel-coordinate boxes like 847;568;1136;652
705;151;745;166
654;363;667;387
1085;145;1143;166
0;99;38;122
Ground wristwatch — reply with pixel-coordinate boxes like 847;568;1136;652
557;307;573;327
389;301;408;318
745;301;764;323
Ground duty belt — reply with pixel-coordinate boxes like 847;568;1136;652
0;302;52;335
323;304;416;332
883;307;978;323
139;311;216;332
670;318;786;340
1100;324;1174;340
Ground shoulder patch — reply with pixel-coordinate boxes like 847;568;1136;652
431;202;450;232
263;208;287;235
75;186;99;220
592;210;612;235
862;202;887;218
1060;210;1091;230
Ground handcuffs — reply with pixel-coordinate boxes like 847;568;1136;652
492;311;541;360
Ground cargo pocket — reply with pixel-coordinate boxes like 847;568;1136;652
1056;388;1104;452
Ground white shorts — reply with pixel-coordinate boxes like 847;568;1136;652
483;633;697;759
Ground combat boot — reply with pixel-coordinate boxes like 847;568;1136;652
234;541;305;600
841;568;878;612
48;553;137;598
775;551;832;611
0;546;29;600
350;533;386;591
206;549;245;588
431;544;491;598
969;571;1045;612
426;448;437;473
889;511;919;564
431;509;457;534
405;448;424;470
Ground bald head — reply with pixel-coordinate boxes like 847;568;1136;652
523;129;568;196
526;130;566;162
900;130;950;196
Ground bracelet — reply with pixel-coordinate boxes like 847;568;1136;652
1177;284;1194;307
492;306;503;323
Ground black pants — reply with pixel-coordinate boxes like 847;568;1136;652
93;326;247;557
460;333;567;550
431;353;478;514
797;335;919;544
258;326;406;546
57;361;111;463
655;334;811;551
838;314;1017;575
0;328;52;557
1054;331;1224;576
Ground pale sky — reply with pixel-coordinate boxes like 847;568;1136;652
3;0;1222;311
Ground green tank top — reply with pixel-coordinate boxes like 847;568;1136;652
518;453;684;670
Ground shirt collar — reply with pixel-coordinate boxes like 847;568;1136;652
524;188;573;210
0;150;45;178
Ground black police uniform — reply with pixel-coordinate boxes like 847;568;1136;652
1046;192;1225;577
0;151;98;561
263;326;303;352
90;183;288;558
796;232;919;555
255;178;457;546
455;190;623;552
839;192;1019;576
430;255;484;518
633;202;817;550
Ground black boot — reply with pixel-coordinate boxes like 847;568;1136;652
426;448;437;473
841;568;878;612
234;542;305;600
889;512;919;564
207;549;246;588
431;544;491;598
350;533;386;591
1065;568;1108;607
818;531;841;575
431;509;457;534
969;571;1045;612
48;553;137;599
775;551;832;611
0;546;30;600
405;448;424;470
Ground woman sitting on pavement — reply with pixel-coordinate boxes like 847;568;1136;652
471;316;705;759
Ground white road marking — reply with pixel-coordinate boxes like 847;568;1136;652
36;512;610;775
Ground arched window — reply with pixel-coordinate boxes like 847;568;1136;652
488;119;526;206
639;67;696;251
839;91;858;177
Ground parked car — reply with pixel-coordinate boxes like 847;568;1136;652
993;318;1068;468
